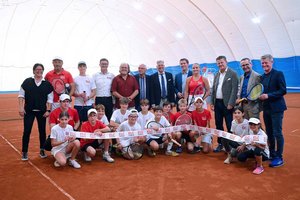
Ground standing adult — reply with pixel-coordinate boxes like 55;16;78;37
236;58;261;119
134;64;151;111
18;63;53;161
93;58;115;120
74;61;96;123
150;60;175;107
45;57;75;110
259;54;287;167
184;63;210;111
111;63;139;109
175;58;192;103
211;56;239;152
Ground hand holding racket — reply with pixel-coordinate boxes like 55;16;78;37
238;83;264;104
113;143;144;160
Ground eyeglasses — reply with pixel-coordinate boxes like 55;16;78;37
129;115;138;118
241;64;250;67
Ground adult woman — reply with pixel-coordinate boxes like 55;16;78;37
184;63;210;111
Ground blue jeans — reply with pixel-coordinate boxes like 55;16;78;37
263;110;284;158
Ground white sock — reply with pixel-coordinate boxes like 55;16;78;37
167;142;173;152
104;151;109;156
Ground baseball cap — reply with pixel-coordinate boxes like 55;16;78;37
128;109;138;116
248;118;260;124
87;108;97;116
59;94;71;101
78;61;86;66
52;56;63;61
194;97;204;103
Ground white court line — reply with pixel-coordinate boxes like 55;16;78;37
0;134;75;200
291;129;299;133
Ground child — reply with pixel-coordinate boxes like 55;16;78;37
173;99;194;153
116;109;146;158
95;104;109;125
50;111;81;169
222;106;249;164
145;106;178;157
162;101;175;125
110;97;130;131
236;118;269;175
191;97;212;153
137;99;154;129
80;108;113;163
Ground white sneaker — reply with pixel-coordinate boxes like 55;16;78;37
84;152;92;162
224;155;232;164
54;161;60;168
69;159;81;169
103;154;114;163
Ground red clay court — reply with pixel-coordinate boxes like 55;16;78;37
0;93;299;200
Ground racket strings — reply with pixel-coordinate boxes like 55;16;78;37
248;85;263;100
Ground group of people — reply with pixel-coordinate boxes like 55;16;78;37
18;54;287;174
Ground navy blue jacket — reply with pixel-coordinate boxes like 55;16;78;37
134;74;151;110
150;72;175;105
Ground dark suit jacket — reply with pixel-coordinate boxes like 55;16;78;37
134;74;151;110
150;72;175;105
174;71;192;102
261;69;287;112
211;67;239;107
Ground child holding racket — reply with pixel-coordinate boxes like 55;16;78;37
137;99;154;129
145;106;179;157
50;111;81;169
115;109;146;159
109;97;130;131
173;99;194;153
236;118;269;175
222;106;249;164
191;97;212;153
80;109;113;163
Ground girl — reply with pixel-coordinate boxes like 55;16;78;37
237;118;269;175
50;111;81;169
222;106;249;164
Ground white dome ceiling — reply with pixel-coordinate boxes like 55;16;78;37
0;0;299;91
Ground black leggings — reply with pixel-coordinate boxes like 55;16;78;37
237;147;269;162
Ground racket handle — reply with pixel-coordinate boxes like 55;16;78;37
238;98;246;104
171;138;181;147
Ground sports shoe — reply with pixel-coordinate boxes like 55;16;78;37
84;152;92;162
213;144;223;153
224;154;232;164
165;151;179;157
69;159;81;169
103;154;115;163
176;146;183;153
21;152;28;161
193;146;201;153
230;148;238;157
54;161;60;167
269;157;284;168
147;148;156;157
39;149;47;159
253;166;264;175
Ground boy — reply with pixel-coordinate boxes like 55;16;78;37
173;99;195;153
145;106;178;157
110;97;130;131
95;104;109;125
137;99;154;129
191;97;212;153
80;108;113;163
116;109;146;158
162;101;175;125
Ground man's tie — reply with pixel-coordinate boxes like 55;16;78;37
161;74;166;98
140;77;145;99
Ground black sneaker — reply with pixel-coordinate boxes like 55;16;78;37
40;149;47;159
193;146;201;153
21;152;28;161
213;144;223;153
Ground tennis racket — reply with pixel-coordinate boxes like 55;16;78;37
188;84;206;107
52;78;66;94
146;121;181;147
175;114;192;126
238;83;264;103
113;143;144;160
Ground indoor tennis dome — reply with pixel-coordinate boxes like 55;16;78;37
0;0;299;92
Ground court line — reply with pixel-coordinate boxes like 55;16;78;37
291;129;299;133
0;134;75;200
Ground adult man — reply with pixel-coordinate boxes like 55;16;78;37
74;61;96;123
111;63;139;109
49;94;80;131
150;60;175;107
259;54;287;167
211;56;239;152
18;63;53;161
236;58;261;119
174;58;192;103
134;64;151;111
93;58;115;120
45;57;75;110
